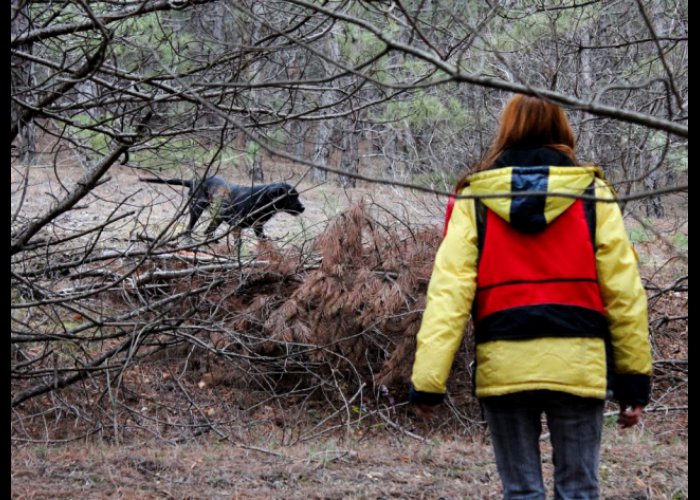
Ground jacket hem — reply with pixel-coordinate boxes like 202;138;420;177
476;383;606;401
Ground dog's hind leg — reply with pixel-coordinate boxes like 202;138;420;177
252;223;267;241
203;217;223;239
187;199;209;234
229;227;243;266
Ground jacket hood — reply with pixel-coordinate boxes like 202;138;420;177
464;149;605;233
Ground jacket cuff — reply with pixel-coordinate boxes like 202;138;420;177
613;374;651;406
409;384;445;406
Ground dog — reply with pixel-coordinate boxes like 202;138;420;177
139;176;305;243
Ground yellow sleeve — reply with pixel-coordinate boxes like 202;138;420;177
410;194;479;396
594;180;652;403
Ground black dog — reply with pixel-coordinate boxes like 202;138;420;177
139;176;305;241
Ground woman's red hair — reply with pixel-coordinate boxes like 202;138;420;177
455;95;577;192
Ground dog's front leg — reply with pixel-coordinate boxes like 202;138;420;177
230;226;243;266
188;199;209;234
204;217;223;239
253;224;267;241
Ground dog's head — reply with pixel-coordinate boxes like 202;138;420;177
267;183;305;215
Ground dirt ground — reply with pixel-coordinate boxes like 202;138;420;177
10;422;688;499
10;161;445;251
11;162;688;499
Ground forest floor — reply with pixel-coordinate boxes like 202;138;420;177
11;161;688;499
10;421;689;499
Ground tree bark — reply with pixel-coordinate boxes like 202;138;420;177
338;115;360;188
11;0;35;164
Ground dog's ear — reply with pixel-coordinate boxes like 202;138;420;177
283;183;300;198
268;183;292;200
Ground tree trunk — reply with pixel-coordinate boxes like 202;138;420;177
310;30;342;183
576;28;595;163
311;116;333;183
289;51;309;159
383;127;399;180
246;140;263;182
11;0;36;164
338;116;360;188
246;1;266;182
644;163;664;218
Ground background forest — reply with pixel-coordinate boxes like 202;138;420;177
11;1;687;497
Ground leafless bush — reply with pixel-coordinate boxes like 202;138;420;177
11;0;688;446
11;201;459;443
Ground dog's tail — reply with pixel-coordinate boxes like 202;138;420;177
139;177;194;188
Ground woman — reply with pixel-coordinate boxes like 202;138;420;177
409;94;651;499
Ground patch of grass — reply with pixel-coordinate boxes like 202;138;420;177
411;170;457;192
319;188;343;218
604;412;619;429
33;445;48;460
671;233;688;253
276;215;313;250
671;488;689;500
628;226;652;244
132;138;242;173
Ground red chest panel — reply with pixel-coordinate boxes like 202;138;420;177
475;200;605;322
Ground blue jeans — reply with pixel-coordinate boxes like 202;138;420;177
481;391;604;500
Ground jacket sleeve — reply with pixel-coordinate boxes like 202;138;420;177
443;195;456;237
410;193;479;405
594;180;653;406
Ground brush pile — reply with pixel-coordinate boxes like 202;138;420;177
151;202;447;399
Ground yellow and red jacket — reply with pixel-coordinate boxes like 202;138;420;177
410;154;652;405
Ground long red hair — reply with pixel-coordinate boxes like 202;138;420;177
455;94;577;192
